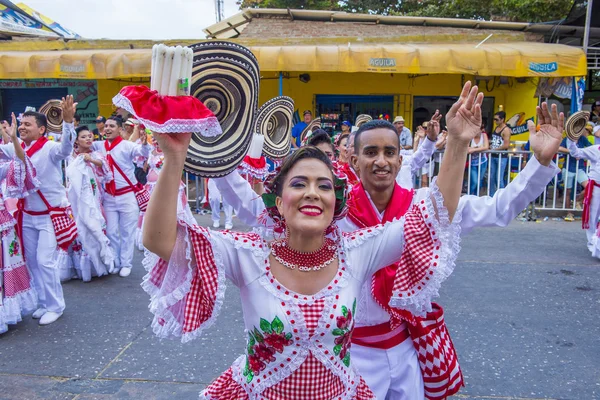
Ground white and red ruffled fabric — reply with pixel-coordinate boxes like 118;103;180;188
0;157;40;334
112;85;222;137
238;155;270;182
141;183;459;399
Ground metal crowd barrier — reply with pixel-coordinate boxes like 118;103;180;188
413;149;590;212
61;149;586;214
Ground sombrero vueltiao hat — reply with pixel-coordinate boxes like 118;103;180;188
39;99;63;133
300;117;322;143
565;111;590;142
255;96;294;159
185;41;260;177
355;114;372;128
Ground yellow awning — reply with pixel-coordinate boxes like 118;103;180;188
250;42;587;77
0;49;150;79
0;42;586;79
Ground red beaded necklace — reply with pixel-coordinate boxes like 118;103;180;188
271;237;338;272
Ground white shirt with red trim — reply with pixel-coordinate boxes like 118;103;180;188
0;122;75;212
92;140;151;192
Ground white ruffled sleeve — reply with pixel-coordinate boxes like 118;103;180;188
5;155;40;198
141;220;244;343
344;178;460;317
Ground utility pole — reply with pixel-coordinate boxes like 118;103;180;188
215;0;225;22
583;0;593;54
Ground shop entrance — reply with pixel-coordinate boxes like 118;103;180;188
315;95;394;133
413;96;496;133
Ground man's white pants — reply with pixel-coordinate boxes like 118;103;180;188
586;185;600;258
22;213;65;313
103;192;139;269
352;339;424;400
208;179;233;225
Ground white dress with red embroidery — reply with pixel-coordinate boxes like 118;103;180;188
142;185;460;399
0;156;40;334
64;151;115;281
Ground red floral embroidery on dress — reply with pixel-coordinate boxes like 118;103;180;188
243;316;293;383
332;298;356;367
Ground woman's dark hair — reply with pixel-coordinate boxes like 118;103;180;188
308;129;334;152
494;111;506;121
336;133;349;147
270;146;334;196
75;125;90;138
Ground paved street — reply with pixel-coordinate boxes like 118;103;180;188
0;214;599;400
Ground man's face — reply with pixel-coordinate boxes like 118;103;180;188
18;116;45;143
304;113;312;124
351;128;401;193
96;121;105;132
103;120;121;140
393;121;404;133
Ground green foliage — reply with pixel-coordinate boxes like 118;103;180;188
237;0;575;23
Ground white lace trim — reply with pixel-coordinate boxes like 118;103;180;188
342;223;387;250
238;161;270;180
113;93;223;137
389;178;461;317
0;287;38;333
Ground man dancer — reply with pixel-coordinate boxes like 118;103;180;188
0;96;77;325
211;83;563;399
93;116;151;277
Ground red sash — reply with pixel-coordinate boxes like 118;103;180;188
582;179;600;229
15;137;77;252
104;137;132;196
21;136;48;157
347;182;415;328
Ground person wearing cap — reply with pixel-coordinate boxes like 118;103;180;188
341;120;351;134
93;116;106;141
393;116;412;150
591;101;600;125
291;110;312;149
122;118;136;140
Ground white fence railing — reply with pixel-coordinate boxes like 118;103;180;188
413;149;590;212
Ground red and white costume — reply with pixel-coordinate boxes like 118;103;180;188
143;182;460;399
567;139;600;257
212;156;559;399
65;151;114;281
0;123;76;315
397;138;436;189
0;156;39;334
93;137;151;271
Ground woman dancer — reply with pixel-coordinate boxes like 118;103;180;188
0;114;39;333
65;126;115;281
141;85;481;398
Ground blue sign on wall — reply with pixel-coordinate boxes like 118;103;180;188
529;62;558;73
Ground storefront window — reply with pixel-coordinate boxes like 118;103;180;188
316;95;394;134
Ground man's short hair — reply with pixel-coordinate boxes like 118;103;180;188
106;115;123;128
354;120;400;154
74;113;81;123
307;129;334;151
22;111;47;134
